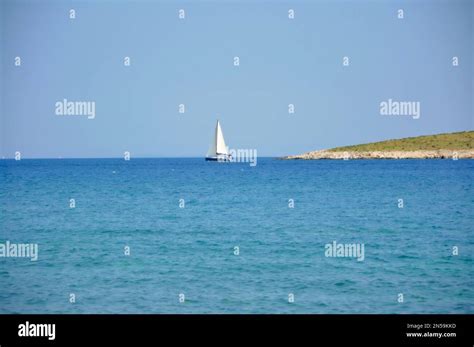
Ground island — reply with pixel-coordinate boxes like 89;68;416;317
282;131;474;160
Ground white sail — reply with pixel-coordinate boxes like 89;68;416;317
206;120;230;160
206;131;217;157
216;121;228;155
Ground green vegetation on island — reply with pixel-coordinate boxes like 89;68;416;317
328;131;473;152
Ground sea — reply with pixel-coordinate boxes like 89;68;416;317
0;158;473;313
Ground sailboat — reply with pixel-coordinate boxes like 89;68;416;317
206;120;232;161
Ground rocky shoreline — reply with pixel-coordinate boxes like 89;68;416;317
282;149;474;160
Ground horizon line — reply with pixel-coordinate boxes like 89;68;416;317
0;156;279;160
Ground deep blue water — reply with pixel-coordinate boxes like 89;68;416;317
0;158;473;313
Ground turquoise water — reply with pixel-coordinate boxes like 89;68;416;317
0;158;473;313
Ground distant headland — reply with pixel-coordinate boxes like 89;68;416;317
283;131;474;160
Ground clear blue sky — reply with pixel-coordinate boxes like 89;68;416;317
1;0;472;158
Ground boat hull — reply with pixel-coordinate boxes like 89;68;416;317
205;156;232;162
